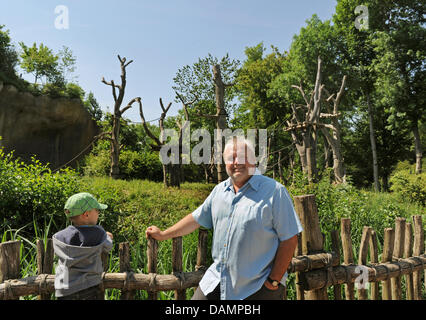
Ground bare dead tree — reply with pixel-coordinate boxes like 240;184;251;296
285;56;348;184
138;97;182;188
195;64;233;183
175;92;199;184
285;56;324;183
320;75;348;184
99;55;139;179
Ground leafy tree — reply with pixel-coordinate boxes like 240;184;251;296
371;1;425;174
333;0;383;191
173;53;240;129
58;46;77;83
173;53;240;182
19;42;60;85
235;43;288;129
235;43;292;180
84;92;103;122
0;25;19;80
19;42;77;88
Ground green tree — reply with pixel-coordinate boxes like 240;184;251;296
0;25;19;80
58;46;77;83
270;15;348;183
84;92;103;122
173;53;240;123
235;43;292;181
333;0;383;191
19;42;60;85
371;1;425;174
173;53;240;182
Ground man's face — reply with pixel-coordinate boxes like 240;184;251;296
224;143;255;185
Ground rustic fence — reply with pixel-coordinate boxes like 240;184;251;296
0;194;424;300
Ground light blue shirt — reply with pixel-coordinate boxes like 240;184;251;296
192;173;303;300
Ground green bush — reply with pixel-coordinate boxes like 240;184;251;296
389;161;426;206
65;82;85;100
288;171;424;254
82;148;163;181
0;149;80;238
41;82;65;98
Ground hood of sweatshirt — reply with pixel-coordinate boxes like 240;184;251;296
52;234;112;297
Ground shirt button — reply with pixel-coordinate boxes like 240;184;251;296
223;244;227;247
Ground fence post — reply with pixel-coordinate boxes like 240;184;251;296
404;223;414;300
0;240;21;300
119;242;135;300
412;215;424;300
295;233;304;300
172;237;186;300
293;194;327;300
340;218;354;300
147;237;158;300
391;217;405;300
36;239;53;300
357;226;371;300
193;228;209;296
196;228;209;270
330;230;342;300
381;228;394;300
369;229;379;300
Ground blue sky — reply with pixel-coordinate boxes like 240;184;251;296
1;0;337;122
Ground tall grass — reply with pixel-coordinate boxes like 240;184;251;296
1;174;424;300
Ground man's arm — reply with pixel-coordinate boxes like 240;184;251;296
145;213;200;241
264;235;298;290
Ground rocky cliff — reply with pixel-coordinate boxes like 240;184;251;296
0;81;99;170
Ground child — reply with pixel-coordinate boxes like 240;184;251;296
53;192;113;300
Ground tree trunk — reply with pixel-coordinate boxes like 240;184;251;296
321;128;346;184
213;64;228;183
367;93;380;191
110;115;121;179
163;164;168;187
324;137;331;169
412;122;423;174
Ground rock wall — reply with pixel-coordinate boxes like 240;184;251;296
0;81;99;170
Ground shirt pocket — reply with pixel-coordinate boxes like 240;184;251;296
237;204;263;234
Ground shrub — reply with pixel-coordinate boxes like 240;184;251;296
287;171;423;254
65;82;85;100
0;149;80;238
389;161;426;206
82;148;163;181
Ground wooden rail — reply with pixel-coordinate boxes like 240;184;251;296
0;194;424;300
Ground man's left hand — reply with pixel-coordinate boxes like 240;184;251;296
264;279;279;290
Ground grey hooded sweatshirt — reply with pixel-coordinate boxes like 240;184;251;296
53;225;113;297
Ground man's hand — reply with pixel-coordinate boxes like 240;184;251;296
145;214;201;241
263;279;279;291
106;232;113;240
145;226;166;241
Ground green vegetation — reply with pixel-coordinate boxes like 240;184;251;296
1;148;423;299
0;1;424;300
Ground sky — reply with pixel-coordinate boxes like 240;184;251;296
0;0;338;123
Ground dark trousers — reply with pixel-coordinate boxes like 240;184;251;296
57;285;104;300
191;283;285;300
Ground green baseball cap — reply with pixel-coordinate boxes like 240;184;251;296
64;192;108;218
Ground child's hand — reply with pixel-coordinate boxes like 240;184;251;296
106;232;113;240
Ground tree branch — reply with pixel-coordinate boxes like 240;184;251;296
138;98;163;147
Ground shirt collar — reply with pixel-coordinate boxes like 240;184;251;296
224;168;262;192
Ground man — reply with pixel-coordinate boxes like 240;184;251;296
145;137;303;300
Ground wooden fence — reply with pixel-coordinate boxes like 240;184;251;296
0;194;424;300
